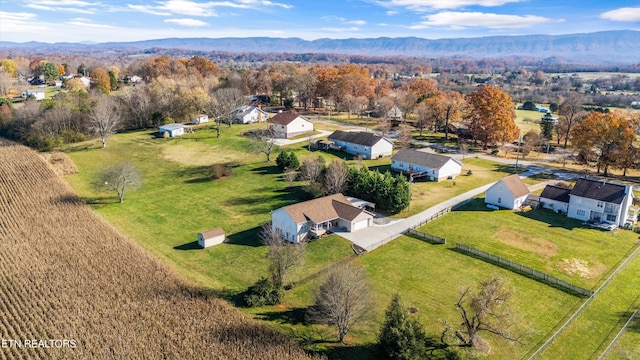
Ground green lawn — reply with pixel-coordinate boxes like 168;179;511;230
419;199;640;289
253;236;580;359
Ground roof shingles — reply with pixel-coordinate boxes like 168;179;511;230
392;148;460;169
328;130;387;147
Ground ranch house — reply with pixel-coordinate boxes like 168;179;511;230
231;105;269;124
191;114;209;125
271;193;374;243
268;112;313;139
391;149;462;181
327;130;393;159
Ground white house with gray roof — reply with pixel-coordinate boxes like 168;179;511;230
391;148;462;181
271;193;373;243
327;130;393;159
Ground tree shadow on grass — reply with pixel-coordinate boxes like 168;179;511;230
368;164;391;173
173;241;201;251
255;307;309;326
251;165;281;175
319;342;378;360
83;196;119;205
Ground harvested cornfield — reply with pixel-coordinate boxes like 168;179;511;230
0;139;316;360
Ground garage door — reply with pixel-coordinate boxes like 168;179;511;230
352;219;369;231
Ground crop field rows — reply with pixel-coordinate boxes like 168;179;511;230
0;140;317;360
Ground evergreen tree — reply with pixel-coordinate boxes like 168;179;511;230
378;294;429;360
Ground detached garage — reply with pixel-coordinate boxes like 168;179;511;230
198;228;225;248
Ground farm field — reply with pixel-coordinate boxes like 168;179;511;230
0;139;316;359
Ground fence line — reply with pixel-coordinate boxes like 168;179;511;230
455;243;593;297
597;301;640;360
406;228;446;244
363;234;402;252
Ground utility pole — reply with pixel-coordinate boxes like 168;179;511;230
365;111;372;132
514;135;522;174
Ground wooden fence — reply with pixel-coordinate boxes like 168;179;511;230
456;243;593;297
406;228;446;244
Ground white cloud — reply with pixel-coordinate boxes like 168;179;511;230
345;20;367;25
412;11;551;29
126;4;172;16
321;27;361;32
322;16;366;25
0;11;50;33
601;7;640;22
386;10;399;15
375;0;523;11
164;18;209;26
66;18;115;28
125;0;292;17
24;0;99;14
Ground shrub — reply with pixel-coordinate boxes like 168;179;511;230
302;182;327;200
210;163;232;180
275;151;300;171
467;170;473;176
244;277;283;307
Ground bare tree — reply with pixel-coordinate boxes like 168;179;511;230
415;102;432;138
307;262;373;343
300;156;325;183
208;87;245;137
342;94;361;119
0;73;12;96
557;93;585;148
394;90;418;124
396;124;414;148
88;95;121;148
119;85;153;129
323;160;349;194
259;222;305;289
453;277;520;348
98;162;142;203
250;127;278;161
283;168;298;187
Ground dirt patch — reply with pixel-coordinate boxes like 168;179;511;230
39;151;78;176
496;228;558;258
162;144;256;166
558;258;607;279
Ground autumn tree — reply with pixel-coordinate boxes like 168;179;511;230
259;222;305;290
466;85;519;149
557;93;585;148
208;87;244;137
407;78;437;100
0;59;19;78
97;162;142;203
91;68;111;93
414;102;432;137
570;110;636;175
88;95;121;148
323;160;349;194
307;262;372;343
453;277;520;348
394;90;418;123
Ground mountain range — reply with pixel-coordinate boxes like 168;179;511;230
1;30;638;65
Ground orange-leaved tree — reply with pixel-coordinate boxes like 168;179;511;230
570;110;637;176
466;84;519;149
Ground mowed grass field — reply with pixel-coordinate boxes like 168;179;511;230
62;124;639;358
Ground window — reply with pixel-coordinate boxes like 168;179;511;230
597;201;604;208
577;209;586;216
498;197;502;204
607;214;617;222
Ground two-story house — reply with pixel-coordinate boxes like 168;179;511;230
566;178;635;227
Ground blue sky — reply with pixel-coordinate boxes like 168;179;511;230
0;0;639;43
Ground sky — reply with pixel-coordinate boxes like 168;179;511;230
0;0;639;43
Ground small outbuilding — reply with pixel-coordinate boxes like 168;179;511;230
485;174;530;210
198;228;225;248
191;114;209;124
159;123;191;137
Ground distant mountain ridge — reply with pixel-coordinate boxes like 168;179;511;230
1;30;638;64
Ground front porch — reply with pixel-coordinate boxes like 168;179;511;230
309;219;339;239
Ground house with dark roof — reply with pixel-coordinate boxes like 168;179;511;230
539;184;571;213
327;130;393;159
485;174;531;210
391;148;462;181
271;193;374;243
267;112;313;138
538;179;636;227
567;178;635;227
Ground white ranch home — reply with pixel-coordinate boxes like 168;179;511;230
191;114;209;124
485;174;531;210
231;105;269;124
268;112;313;138
327;130;393;159
540;178;636;227
391;149;462;181
271;193;374;243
